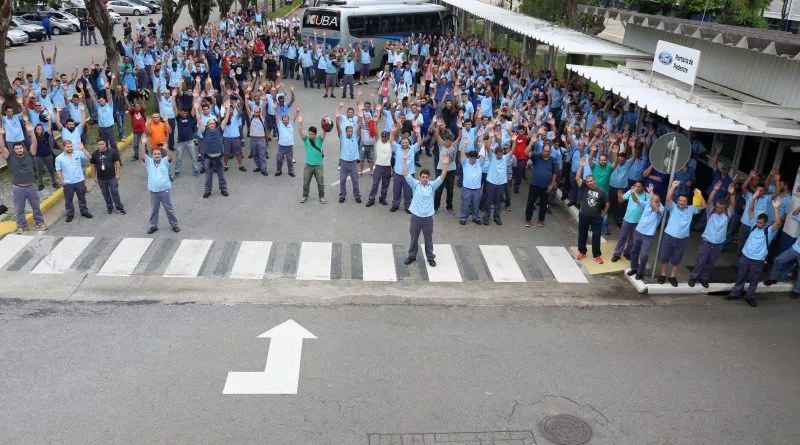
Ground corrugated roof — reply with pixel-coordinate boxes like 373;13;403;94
579;5;800;59
437;0;649;59
566;64;800;137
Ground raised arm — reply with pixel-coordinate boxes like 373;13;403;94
666;180;679;206
748;187;761;221
575;157;586;188
0;125;8;160
772;198;783;229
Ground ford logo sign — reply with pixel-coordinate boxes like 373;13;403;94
658;51;673;65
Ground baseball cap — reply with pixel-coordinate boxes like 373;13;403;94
381;130;390;137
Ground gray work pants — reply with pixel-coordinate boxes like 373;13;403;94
149;189;178;228
408;214;434;260
98;177;125;212
12;184;44;228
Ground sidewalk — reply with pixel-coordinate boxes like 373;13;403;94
553;189;798;298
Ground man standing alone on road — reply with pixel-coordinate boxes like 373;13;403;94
90;139;126;215
139;137;180;234
297;109;327;204
402;150;450;267
0;121;47;234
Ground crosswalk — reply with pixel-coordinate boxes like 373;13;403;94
0;235;591;284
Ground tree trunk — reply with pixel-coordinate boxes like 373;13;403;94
218;0;235;17
84;0;120;84
238;0;251;13
188;0;213;31
271;0;277;15
0;0;14;99
780;0;790;31
160;0;187;42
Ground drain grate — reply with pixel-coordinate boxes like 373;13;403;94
540;414;592;445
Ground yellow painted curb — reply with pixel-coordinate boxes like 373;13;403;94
0;135;134;237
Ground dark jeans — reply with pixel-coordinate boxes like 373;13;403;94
339;160;360;199
691;239;724;281
483;182;505;221
525;184;548;222
578;213;603;258
433;170;455;211
512;160;527;192
629;231;654;275
203;156;227;193
392;172;412;209
613;221;637;258
368;165;392;202
408;214;434;260
34;155;56;187
114;111;126;139
730;256;764;298
98;126;118;152
97;177;124;212
63;181;89;217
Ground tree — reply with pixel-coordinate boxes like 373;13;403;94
85;0;120;80
238;0;252;13
521;0;603;34
188;0;214;30
217;0;235;17
0;0;13;99
161;0;188;42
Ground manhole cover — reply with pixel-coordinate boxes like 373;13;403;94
540;414;592;445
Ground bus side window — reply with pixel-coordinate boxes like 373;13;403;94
349;16;365;38
364;16;378;36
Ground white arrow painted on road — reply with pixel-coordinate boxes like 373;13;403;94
223;319;317;395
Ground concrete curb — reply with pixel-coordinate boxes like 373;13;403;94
0;135;133;236
623;266;795;296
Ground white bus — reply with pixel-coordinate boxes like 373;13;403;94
301;2;455;70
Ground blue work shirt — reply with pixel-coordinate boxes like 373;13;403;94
742;225;776;261
392;143;420;176
343;59;355;75
222;109;241;138
96;102;114;128
339;134;360;161
705;170;732;204
145;155;172;192
701;209;731;245
406;174;443;218
741;192;772;227
461;158;483;189
277;121;295;146
1;115;25;142
158;96;176;119
635;202;664;236
622;190;648;223
55;150;87;184
610;162;630;189
60;125;84;149
485;154;509;185
665;203;699;239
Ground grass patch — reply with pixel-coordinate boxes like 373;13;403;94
269;0;300;19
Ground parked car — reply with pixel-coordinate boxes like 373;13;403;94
108;10;123;23
127;0;158;13
48;10;81;31
106;0;150;15
10;16;46;41
19;13;74;35
7;28;30;46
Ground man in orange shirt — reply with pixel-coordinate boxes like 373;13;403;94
145;112;171;153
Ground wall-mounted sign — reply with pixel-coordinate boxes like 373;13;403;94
652;40;701;86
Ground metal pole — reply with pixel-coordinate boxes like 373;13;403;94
650;135;680;279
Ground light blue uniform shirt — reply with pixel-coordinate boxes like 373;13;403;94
277;121;294;146
55;151;87;184
1;115;24;142
222;109;241;138
485;154;509;185
610;163;629;189
60;125;84;149
741;192;772;227
791;215;800;254
96;102;114;128
701;209;731;245
635;202;664;236
145;155;172;192
67;103;82;123
392;143;420;176
622;190;647;223
339;134;360;161
406;174;443;218
665;203;699;239
343;59;355;75
742;225;776;261
461;158;483;189
158;97;176;119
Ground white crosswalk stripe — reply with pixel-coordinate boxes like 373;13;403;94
480;245;526;283
422;244;462;282
230;241;272;280
536;246;589;283
98;238;153;277
0;235;34;269
31;236;94;274
163;239;213;278
361;243;397;282
296;242;332;281
1;235;592;284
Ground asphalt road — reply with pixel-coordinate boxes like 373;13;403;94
1;300;799;445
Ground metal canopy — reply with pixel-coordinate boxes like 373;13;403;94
437;0;649;59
